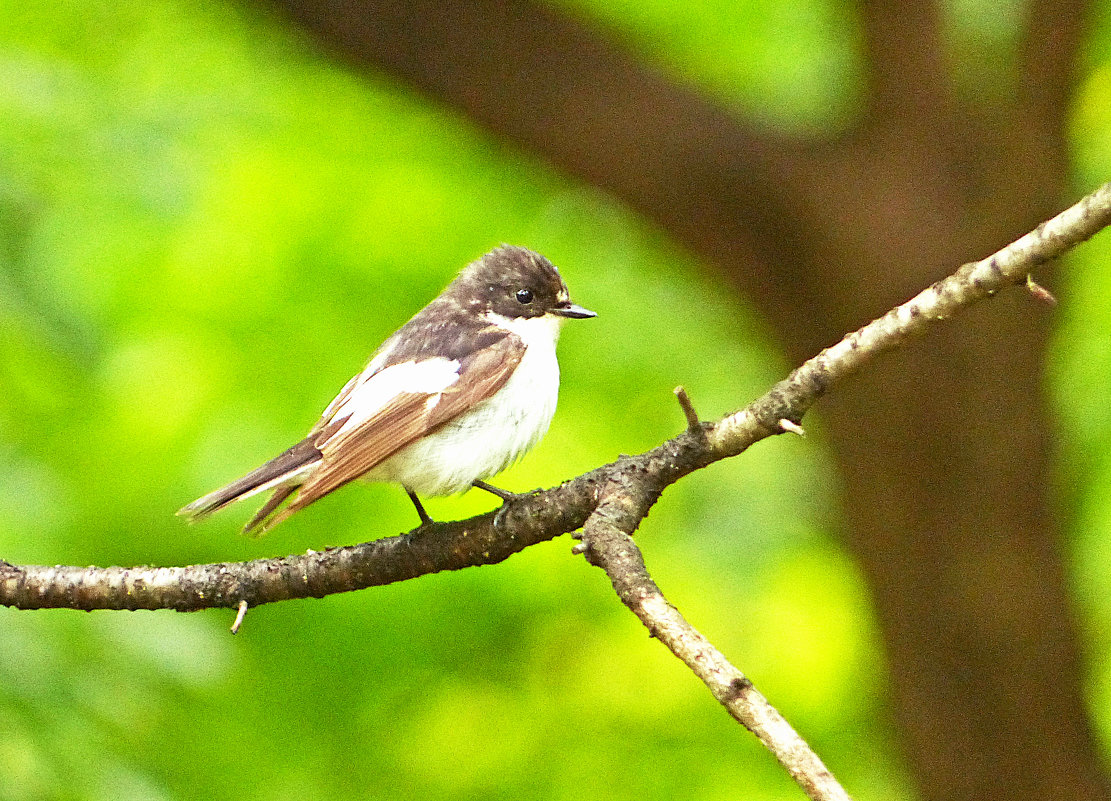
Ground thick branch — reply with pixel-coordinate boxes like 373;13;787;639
3;181;1109;612
858;0;949;124
262;0;824;330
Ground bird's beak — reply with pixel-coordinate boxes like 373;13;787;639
551;302;597;319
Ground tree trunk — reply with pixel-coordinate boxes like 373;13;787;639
262;0;1110;797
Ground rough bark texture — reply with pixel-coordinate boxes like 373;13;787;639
12;184;1108;614
253;1;1108;799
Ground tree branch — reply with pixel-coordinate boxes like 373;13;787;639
4;182;1111;801
3;181;1109;611
576;483;851;801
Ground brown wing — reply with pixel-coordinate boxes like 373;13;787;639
274;334;525;521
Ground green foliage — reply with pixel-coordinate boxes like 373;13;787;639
20;0;1111;799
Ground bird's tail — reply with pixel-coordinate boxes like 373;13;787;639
177;438;321;534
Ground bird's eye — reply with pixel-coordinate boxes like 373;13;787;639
515;288;534;304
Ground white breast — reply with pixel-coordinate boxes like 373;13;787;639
366;313;563;496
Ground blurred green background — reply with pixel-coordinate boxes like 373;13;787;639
0;1;1109;800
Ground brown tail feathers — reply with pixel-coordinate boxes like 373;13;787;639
177;439;320;534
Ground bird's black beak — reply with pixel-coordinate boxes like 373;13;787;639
551;302;596;319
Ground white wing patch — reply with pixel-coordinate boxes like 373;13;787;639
331;357;461;438
366;313;562;496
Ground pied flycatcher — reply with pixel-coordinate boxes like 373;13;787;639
179;245;595;533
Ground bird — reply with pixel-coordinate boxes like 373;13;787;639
178;245;595;534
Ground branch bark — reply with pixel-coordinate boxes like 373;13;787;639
6;180;1108;612
577;466;850;801
4;181;1110;800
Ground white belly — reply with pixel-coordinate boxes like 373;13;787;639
366;316;562;496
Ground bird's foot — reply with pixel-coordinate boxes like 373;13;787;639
471;479;520;501
406;489;434;527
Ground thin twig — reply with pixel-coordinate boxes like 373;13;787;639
1026;274;1058;305
230;599;249;634
674;385;702;433
779;419;806;437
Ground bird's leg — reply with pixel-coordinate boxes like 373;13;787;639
406;489;433;526
472;480;519;501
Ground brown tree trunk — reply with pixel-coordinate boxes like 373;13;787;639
261;0;1109;797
